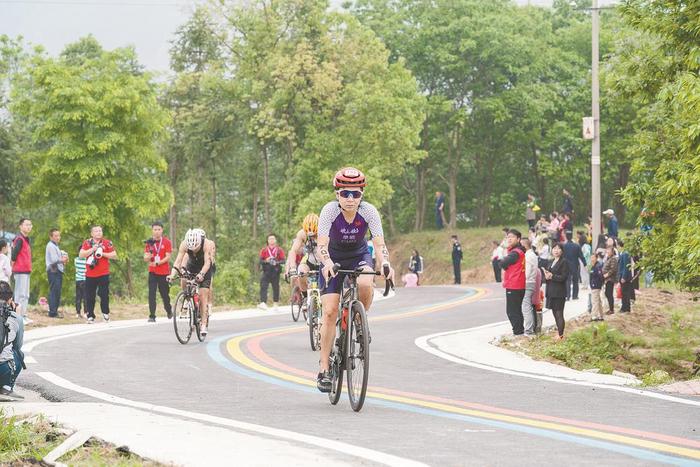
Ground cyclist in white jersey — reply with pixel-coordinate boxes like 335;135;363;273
315;167;394;392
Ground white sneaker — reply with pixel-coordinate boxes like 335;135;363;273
87;317;95;324
257;302;268;310
200;325;208;336
102;313;110;322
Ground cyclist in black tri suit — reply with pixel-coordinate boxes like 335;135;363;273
168;229;216;336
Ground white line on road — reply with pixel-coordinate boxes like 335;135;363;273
24;356;37;364
36;372;427;467
415;332;700;407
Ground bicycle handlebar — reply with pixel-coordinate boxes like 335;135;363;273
331;263;394;297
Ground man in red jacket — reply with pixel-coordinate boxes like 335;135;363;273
79;225;118;323
11;218;33;319
499;229;526;336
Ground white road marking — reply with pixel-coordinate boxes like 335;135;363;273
463;429;496;433
24;356;37;364
415;332;700;407
37;372;426;467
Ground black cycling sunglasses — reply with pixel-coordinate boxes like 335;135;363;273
337;190;363;199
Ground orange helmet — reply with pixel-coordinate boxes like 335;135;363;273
302;213;318;235
333;167;366;189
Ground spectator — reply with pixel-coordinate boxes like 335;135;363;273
402;268;418;288
562;236;586;300
499;229;526;336
589;249;606;321
435;192;446;229
521;239;538;336
602;244;619;315
143;222;173;323
0;281;25;400
74;245;87;319
584;216;593;244
79;225;117;323
548;212;560;244
538;237;552;268
408;249;423;286
499;227;509;251
617;240;633;313
0;239;11;283
45;229;68;318
259;233;285;310
561;189;574;218
451;235;463;285
560;212;573;242
525;194;539;229
491;240;503;283
603;209;618;239
536;215;549;235
579;232;592;291
10;218;32;320
528;227;537;246
544;243;569;340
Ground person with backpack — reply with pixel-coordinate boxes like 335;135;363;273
0;281;25;400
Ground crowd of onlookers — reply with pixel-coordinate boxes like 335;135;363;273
492;191;645;340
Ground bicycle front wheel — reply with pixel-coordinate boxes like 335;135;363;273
346;301;369;412
308;298;320;351
173;292;193;345
291;285;302;322
328;349;343;405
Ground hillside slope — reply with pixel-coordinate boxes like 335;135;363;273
386;226;522;286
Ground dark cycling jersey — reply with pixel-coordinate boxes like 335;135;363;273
318;201;384;261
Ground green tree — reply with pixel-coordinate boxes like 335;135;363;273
12;36;171;295
615;0;700;289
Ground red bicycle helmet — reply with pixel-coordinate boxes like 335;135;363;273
333;167;366;188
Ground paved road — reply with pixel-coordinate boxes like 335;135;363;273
22;285;700;466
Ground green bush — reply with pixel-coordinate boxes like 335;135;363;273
213;259;253;305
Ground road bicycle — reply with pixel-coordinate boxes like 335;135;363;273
289;276;304;323
328;263;393;412
290;270;323;351
171;267;208;344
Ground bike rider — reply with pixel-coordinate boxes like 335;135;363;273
285;214;321;319
168;229;216;336
316;167;394;392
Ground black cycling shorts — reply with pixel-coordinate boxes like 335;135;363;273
186;262;216;289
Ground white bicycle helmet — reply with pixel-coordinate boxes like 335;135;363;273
185;228;203;250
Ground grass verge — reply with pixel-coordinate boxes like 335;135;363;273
501;288;700;386
0;409;166;466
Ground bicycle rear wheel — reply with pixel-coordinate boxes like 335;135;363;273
291;285;302;322
173;292;193;345
346;301;369;412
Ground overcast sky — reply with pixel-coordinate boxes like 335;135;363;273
0;0;614;76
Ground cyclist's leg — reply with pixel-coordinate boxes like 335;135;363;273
198;268;214;328
298;263;310;293
356;254;375;311
319;293;340;372
199;287;210;327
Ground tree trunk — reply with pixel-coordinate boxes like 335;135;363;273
125;256;134;298
261;143;271;230
252;173;258;240
447;125;461;229
414;163;426;231
386;200;397;237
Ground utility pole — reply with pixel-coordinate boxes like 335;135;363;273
591;0;602;244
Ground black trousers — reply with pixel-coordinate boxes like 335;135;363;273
85;274;110;318
620;281;633;312
47;271;63;317
453;260;461;284
491;259;502;283
75;280;85;314
260;270;281;302
505;289;525;335
566;267;580;300
148;272;172;318
604;281;615;313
